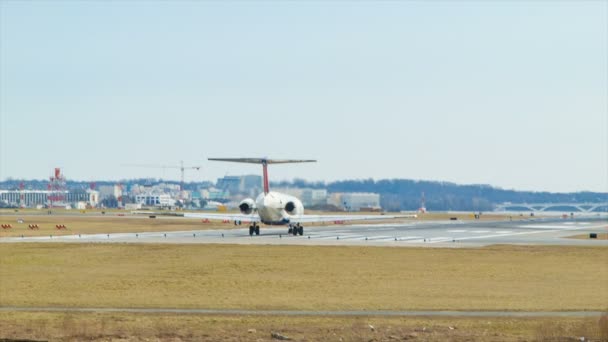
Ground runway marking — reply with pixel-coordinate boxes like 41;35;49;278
447;230;467;233
369;228;415;233
440;228;581;243
331;235;367;241
518;225;573;229
349;223;416;228
496;231;512;234
396;236;423;241
427;237;455;243
405;237;451;243
328;229;364;233
363;235;394;241
471;230;490;233
343;236;371;241
314;234;364;240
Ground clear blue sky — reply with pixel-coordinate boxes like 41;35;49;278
1;1;606;192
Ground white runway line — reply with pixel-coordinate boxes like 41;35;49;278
375;237;403;241
397;237;453;244
362;235;394;241
471;230;490;233
446;227;584;243
518;225;573;229
313;234;359;240
447;230;467;233
395;236;423;241
344;236;371;241
328;229;364;233
427;237;454;243
331;235;367;241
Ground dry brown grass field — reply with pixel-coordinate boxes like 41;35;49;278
1;244;606;311
2;213;605;341
0;214;229;237
1;311;607;341
0;210;528;238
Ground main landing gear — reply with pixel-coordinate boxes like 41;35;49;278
288;223;303;236
249;223;260;236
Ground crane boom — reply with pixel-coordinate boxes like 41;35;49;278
122;160;201;191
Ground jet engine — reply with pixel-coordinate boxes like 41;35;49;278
238;198;256;215
284;201;297;215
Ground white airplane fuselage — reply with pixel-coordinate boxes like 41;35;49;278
254;191;304;225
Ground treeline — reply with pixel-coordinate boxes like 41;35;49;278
274;178;607;211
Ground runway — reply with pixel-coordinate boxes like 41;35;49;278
2;216;606;247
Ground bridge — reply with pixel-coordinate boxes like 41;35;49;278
493;202;608;213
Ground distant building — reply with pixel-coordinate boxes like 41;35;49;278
335;192;381;211
241;175;262;194
0;189;98;207
0;190;49;207
87;190;100;207
128;184;147;196
267;188;327;207
216;175;262;196
300;189;328;206
98;185;123;201
327;193;344;208
273;188;303;198
216;176;241;194
134;193;175;207
201;188;230;201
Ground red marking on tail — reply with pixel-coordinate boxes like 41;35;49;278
262;161;269;194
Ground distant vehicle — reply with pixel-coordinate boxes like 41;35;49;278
138;158;416;236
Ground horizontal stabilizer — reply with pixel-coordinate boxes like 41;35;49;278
208;158;316;164
209;157;316;194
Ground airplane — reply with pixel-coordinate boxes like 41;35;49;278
139;158;417;236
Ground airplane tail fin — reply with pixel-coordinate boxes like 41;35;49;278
208;158;316;194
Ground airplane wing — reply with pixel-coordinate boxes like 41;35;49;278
183;212;260;222
288;213;417;224
132;211;415;224
132;211;261;222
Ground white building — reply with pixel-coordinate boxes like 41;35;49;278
135;193;176;207
335;192;381;211
87;190;100;207
0;190;49;207
0;189;100;208
200;188;230;201
273;188;303;199
98;185;123;201
300;189;328;207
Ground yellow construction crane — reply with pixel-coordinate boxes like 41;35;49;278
122;160;201;191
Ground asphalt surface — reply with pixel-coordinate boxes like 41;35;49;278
0;306;603;317
2;216;606;247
